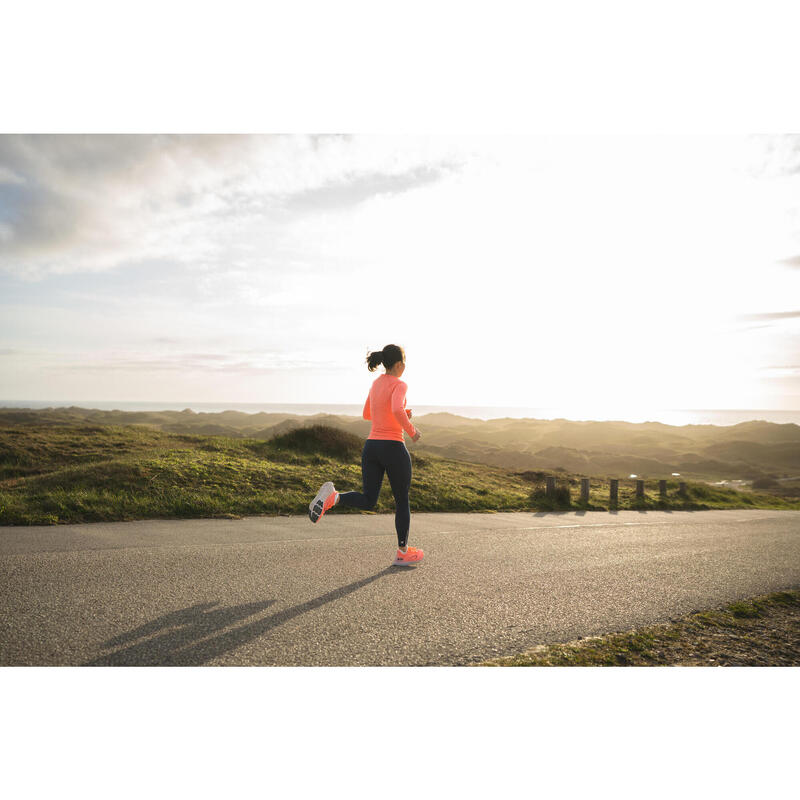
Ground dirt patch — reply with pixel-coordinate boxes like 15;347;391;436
482;589;800;666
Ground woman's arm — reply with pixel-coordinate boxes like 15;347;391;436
391;382;417;438
362;394;371;420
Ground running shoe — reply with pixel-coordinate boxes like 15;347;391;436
308;481;338;523
392;546;424;566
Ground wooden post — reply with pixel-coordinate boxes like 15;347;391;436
609;479;619;505
659;480;667;498
580;478;590;503
636;480;645;498
546;476;556;497
678;482;687;497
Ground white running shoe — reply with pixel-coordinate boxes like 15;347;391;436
309;481;338;523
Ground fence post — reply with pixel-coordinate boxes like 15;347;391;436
659;479;667;498
546;476;556;497
609;479;619;505
580;478;590;503
678;482;687;497
636;480;645;498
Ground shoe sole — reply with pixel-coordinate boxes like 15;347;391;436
308;482;335;524
308;499;325;523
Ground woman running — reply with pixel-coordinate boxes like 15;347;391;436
307;344;424;567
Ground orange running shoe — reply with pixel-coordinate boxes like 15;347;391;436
392;546;424;566
308;481;338;523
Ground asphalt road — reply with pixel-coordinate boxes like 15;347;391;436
1;509;799;666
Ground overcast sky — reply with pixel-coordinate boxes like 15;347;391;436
1;134;799;413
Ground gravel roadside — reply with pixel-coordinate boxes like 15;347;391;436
483;589;800;666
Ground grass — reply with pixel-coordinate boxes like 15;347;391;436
482;589;800;666
1;423;798;525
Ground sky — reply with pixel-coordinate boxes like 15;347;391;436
1;134;799;414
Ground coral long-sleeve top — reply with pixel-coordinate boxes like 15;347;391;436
362;374;418;442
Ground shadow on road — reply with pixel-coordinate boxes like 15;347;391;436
85;567;398;666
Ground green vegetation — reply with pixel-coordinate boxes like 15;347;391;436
521;473;799;512
4;406;800;493
1;421;798;525
0;423;531;525
482;589;800;666
269;424;363;461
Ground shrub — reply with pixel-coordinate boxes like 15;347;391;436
518;470;547;483
530;486;572;508
269;425;362;461
752;477;780;491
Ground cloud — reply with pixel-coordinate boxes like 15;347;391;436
0;180;84;258
752;134;800;177
281;163;458;213
48;349;332;374
738;310;800;322
0;165;25;185
0;134;253;276
761;365;800;373
0;134;464;279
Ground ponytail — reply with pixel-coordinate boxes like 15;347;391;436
366;349;384;372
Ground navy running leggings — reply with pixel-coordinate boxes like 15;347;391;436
337;439;412;548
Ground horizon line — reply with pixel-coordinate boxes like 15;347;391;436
2;400;799;413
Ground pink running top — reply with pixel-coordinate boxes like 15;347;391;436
362;374;418;442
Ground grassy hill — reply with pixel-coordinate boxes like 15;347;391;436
1;418;797;525
5;406;798;491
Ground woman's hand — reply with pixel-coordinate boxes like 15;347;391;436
412;430;421;443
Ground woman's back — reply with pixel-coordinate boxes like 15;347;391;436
364;374;417;442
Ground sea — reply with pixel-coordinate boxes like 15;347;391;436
3;401;800;427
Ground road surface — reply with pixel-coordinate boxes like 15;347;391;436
1;509;798;665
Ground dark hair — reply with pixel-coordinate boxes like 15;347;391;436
366;344;405;372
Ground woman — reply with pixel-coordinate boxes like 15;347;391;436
308;344;424;567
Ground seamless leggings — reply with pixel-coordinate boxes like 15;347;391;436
337;439;412;548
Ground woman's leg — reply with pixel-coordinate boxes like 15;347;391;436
384;441;412;549
337;440;385;510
